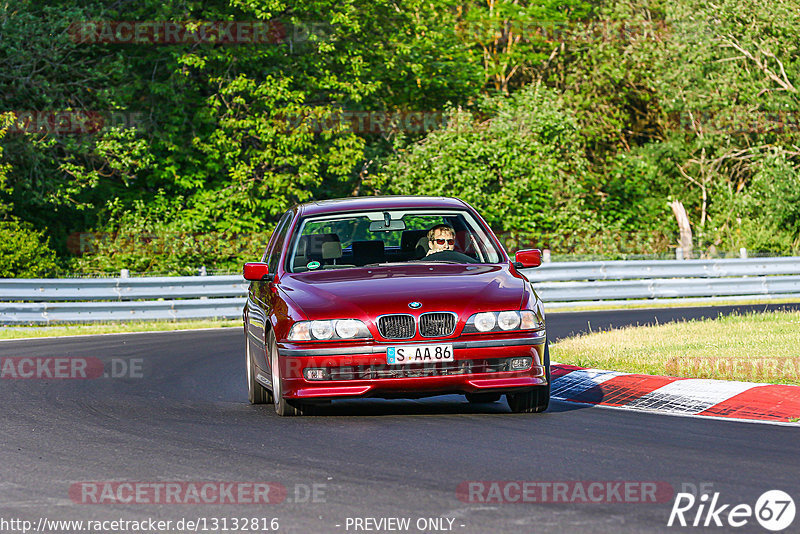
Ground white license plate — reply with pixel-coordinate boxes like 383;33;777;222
387;344;454;365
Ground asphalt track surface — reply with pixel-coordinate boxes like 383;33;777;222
2;303;800;534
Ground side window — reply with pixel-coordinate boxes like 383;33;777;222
263;212;292;273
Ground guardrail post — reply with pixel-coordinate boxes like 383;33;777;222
740;248;748;259
542;249;551;263
120;269;129;278
199;266;207;276
675;248;684;260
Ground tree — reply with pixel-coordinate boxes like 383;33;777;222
373;85;589;248
0;113;60;276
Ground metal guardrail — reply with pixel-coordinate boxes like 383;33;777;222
1;257;798;324
0;276;247;301
1;298;246;324
523;257;800;282
530;276;800;302
519;257;800;306
0;275;248;324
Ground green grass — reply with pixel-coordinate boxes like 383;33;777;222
548;296;800;313
0;319;240;340
551;310;800;385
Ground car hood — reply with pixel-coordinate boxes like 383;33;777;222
280;264;526;320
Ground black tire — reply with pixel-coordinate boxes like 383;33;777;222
246;336;271;404
506;340;551;413
268;330;312;416
465;392;502;403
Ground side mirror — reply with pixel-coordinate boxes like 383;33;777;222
243;262;270;281
514;249;542;268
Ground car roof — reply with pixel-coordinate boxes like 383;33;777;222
297;196;470;217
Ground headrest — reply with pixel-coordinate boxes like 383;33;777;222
401;229;429;251
321;241;342;260
351;240;385;266
302;233;340;258
352;240;385;254
415;235;429;256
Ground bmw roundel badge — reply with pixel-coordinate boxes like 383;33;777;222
408;301;422;309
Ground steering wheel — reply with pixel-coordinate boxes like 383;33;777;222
419;250;478;263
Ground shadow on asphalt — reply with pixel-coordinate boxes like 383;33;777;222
246;395;590;417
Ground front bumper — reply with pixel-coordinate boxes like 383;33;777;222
275;332;547;400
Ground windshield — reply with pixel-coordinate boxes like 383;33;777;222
287;209;504;272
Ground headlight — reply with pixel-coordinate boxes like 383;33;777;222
464;310;544;334
335;319;361;339
288;319;371;341
473;312;496;332
497;311;520;330
311;320;334;340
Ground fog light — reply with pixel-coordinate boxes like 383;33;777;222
510;357;532;370
304;368;329;380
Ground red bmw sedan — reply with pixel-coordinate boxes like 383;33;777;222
242;196;548;416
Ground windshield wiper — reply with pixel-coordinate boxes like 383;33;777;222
411;260;463;264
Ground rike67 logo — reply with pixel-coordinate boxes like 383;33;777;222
668;490;795;531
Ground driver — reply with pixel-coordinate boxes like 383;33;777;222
426;224;456;256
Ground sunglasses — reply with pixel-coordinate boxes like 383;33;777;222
433;238;455;245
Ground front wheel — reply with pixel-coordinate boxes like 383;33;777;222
268;330;313;416
506;340;551;413
247;337;271;404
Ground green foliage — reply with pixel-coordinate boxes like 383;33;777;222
539;0;800;255
0;220;60;277
542;0;668;157
70;203;272;275
751;152;800;239
0;1;135;236
456;0;597;94
192;74;366;229
374;86;589;245
708;149;800;254
1;0;799;275
0;113;14;219
599;150;671;231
